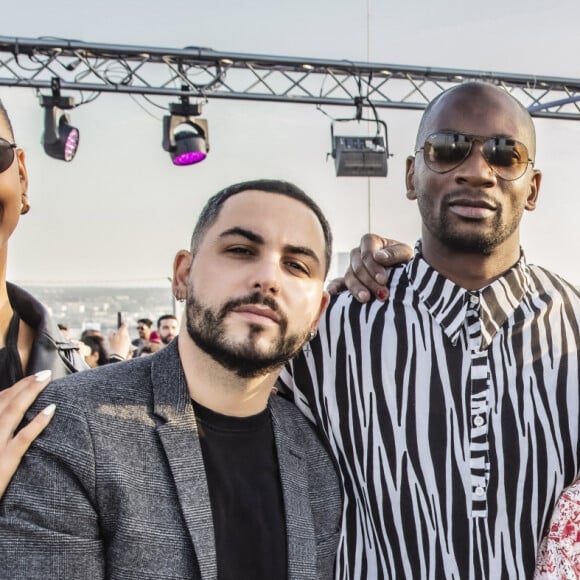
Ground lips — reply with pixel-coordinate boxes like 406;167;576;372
231;304;281;324
447;194;497;219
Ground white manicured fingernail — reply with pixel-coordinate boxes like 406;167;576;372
34;370;52;382
42;403;56;416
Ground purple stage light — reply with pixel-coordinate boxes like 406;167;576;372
64;128;79;162
162;106;209;167
172;150;206;166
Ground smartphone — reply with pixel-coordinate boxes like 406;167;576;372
117;311;125;329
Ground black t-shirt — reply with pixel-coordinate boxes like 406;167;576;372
193;399;288;580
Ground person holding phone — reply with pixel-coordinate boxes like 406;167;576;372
108;314;133;362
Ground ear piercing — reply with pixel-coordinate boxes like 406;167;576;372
20;194;30;215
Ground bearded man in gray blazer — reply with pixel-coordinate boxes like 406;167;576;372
0;180;341;580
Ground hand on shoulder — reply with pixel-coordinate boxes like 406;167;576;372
327;234;413;302
0;371;55;498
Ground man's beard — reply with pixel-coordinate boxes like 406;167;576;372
161;334;174;345
418;191;522;255
185;288;310;378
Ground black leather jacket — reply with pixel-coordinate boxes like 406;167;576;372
7;282;87;378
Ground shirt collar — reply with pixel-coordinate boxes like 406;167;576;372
405;242;532;349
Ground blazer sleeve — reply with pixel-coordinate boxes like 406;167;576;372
0;395;105;579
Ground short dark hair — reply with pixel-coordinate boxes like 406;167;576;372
157;314;177;328
190;179;333;276
137;318;153;328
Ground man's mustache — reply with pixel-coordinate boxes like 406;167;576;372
217;292;282;321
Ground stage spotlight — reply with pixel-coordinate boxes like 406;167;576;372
162;98;209;166
40;82;80;162
170;128;206;166
329;104;391;177
331;133;388;177
42;106;79;162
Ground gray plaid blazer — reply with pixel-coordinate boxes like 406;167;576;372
0;341;341;579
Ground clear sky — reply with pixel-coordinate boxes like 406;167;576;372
6;0;580;287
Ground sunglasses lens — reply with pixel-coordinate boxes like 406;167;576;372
0;140;14;173
423;133;471;173
483;138;529;180
421;133;531;180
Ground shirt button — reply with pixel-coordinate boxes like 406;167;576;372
475;486;485;497
474;415;485;427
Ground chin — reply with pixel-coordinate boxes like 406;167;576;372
243;337;281;358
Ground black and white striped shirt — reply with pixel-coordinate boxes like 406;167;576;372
280;246;580;579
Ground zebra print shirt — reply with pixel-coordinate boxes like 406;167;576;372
280;247;580;579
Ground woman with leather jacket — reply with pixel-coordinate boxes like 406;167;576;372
0;99;86;497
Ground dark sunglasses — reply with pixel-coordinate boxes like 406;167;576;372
0;138;16;173
416;131;534;181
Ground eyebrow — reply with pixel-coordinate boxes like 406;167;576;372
219;226;321;266
220;227;263;244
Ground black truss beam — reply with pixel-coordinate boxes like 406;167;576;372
1;35;580;119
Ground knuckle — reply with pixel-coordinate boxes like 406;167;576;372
2;399;21;420
11;431;34;452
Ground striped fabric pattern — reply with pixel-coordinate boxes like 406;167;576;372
280;247;580;579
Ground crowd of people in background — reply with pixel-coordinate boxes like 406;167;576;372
56;314;180;369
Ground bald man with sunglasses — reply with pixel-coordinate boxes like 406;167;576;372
281;82;580;579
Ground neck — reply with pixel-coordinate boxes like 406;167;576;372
177;333;279;418
420;232;521;290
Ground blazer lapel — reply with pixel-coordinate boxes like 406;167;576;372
151;342;217;580
270;396;317;580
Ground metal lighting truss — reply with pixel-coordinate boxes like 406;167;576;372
1;35;580;119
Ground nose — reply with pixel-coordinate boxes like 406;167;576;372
454;141;497;187
252;258;282;295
